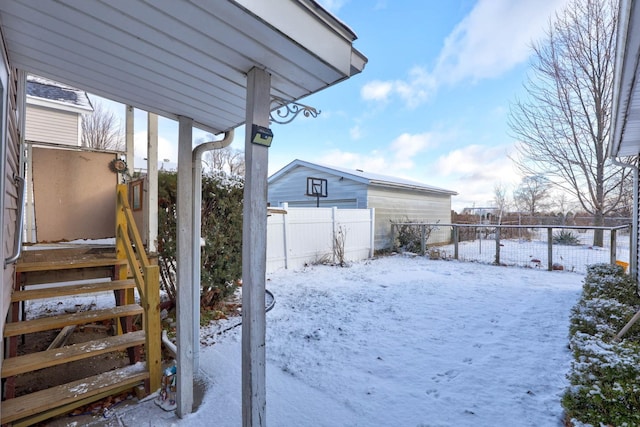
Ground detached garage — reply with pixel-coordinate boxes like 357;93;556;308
268;159;457;249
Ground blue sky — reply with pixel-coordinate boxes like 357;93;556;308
97;0;570;212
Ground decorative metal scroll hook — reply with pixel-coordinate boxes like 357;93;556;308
270;96;320;124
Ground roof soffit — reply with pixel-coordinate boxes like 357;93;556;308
0;0;366;134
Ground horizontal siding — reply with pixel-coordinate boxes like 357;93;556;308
368;187;452;249
268;165;367;208
25;105;79;145
3;67;21;336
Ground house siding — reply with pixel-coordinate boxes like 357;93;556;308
25;104;79;146
367;186;452;249
2;66;21;339
268;165;368;208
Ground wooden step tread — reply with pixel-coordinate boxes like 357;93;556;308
1;363;149;425
2;330;146;378
16;258;128;273
3;304;143;337
11;279;136;302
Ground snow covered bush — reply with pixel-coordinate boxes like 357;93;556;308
157;170;243;309
563;263;640;426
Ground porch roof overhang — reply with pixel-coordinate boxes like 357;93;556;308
610;0;640;158
0;0;367;134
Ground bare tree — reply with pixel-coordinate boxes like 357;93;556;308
513;175;551;217
554;192;576;225
81;100;124;151
203;143;245;176
508;0;631;246
493;183;510;224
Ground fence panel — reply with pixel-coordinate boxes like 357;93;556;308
266;207;374;273
391;223;631;275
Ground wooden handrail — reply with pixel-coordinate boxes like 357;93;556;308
115;184;161;393
116;224;145;299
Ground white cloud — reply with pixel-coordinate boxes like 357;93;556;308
317;131;441;175
434;0;568;85
361;0;569;108
432;143;521;211
349;124;363;140
390;132;435;168
361;80;393;102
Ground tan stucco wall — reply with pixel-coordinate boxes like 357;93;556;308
32;148;116;241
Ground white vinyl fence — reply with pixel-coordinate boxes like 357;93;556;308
267;205;375;273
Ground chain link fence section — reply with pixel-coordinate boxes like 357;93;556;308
391;223;632;275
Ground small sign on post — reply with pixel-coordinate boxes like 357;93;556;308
306;177;328;207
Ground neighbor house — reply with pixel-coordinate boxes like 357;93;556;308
610;0;640;282
268;159;457;249
0;1;366;424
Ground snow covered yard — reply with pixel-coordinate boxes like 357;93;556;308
167;255;584;427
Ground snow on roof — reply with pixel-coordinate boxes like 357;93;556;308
269;159;458;196
26;75;93;111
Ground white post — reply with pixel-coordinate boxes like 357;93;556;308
282;202;289;269
176;116;194;418
332;206;338;264
125;105;134;172
369;208;375;258
242;67;270;427
147;113;159;253
25;143;34;242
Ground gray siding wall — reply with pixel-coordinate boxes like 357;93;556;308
3;67;21;337
25;104;79;145
268;165;368;208
368;186;452;249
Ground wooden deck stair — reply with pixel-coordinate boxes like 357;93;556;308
2;364;149;426
2;254;152;426
2;184;162;426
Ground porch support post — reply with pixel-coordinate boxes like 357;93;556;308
242;67;271;427
125;106;134;172
147;113;159;253
176;116;194;417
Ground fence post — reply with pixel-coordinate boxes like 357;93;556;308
610;228;617;266
369;208;375;258
282;202;289;269
332;206;338;264
391;223;396;252
547;227;553;271
495;226;500;265
421;224;426;255
453;226;459;260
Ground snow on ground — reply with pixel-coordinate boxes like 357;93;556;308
109;255;584;427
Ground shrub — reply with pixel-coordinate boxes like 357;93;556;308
563;263;640;426
553;229;580;246
157;170;243;309
391;218;439;254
